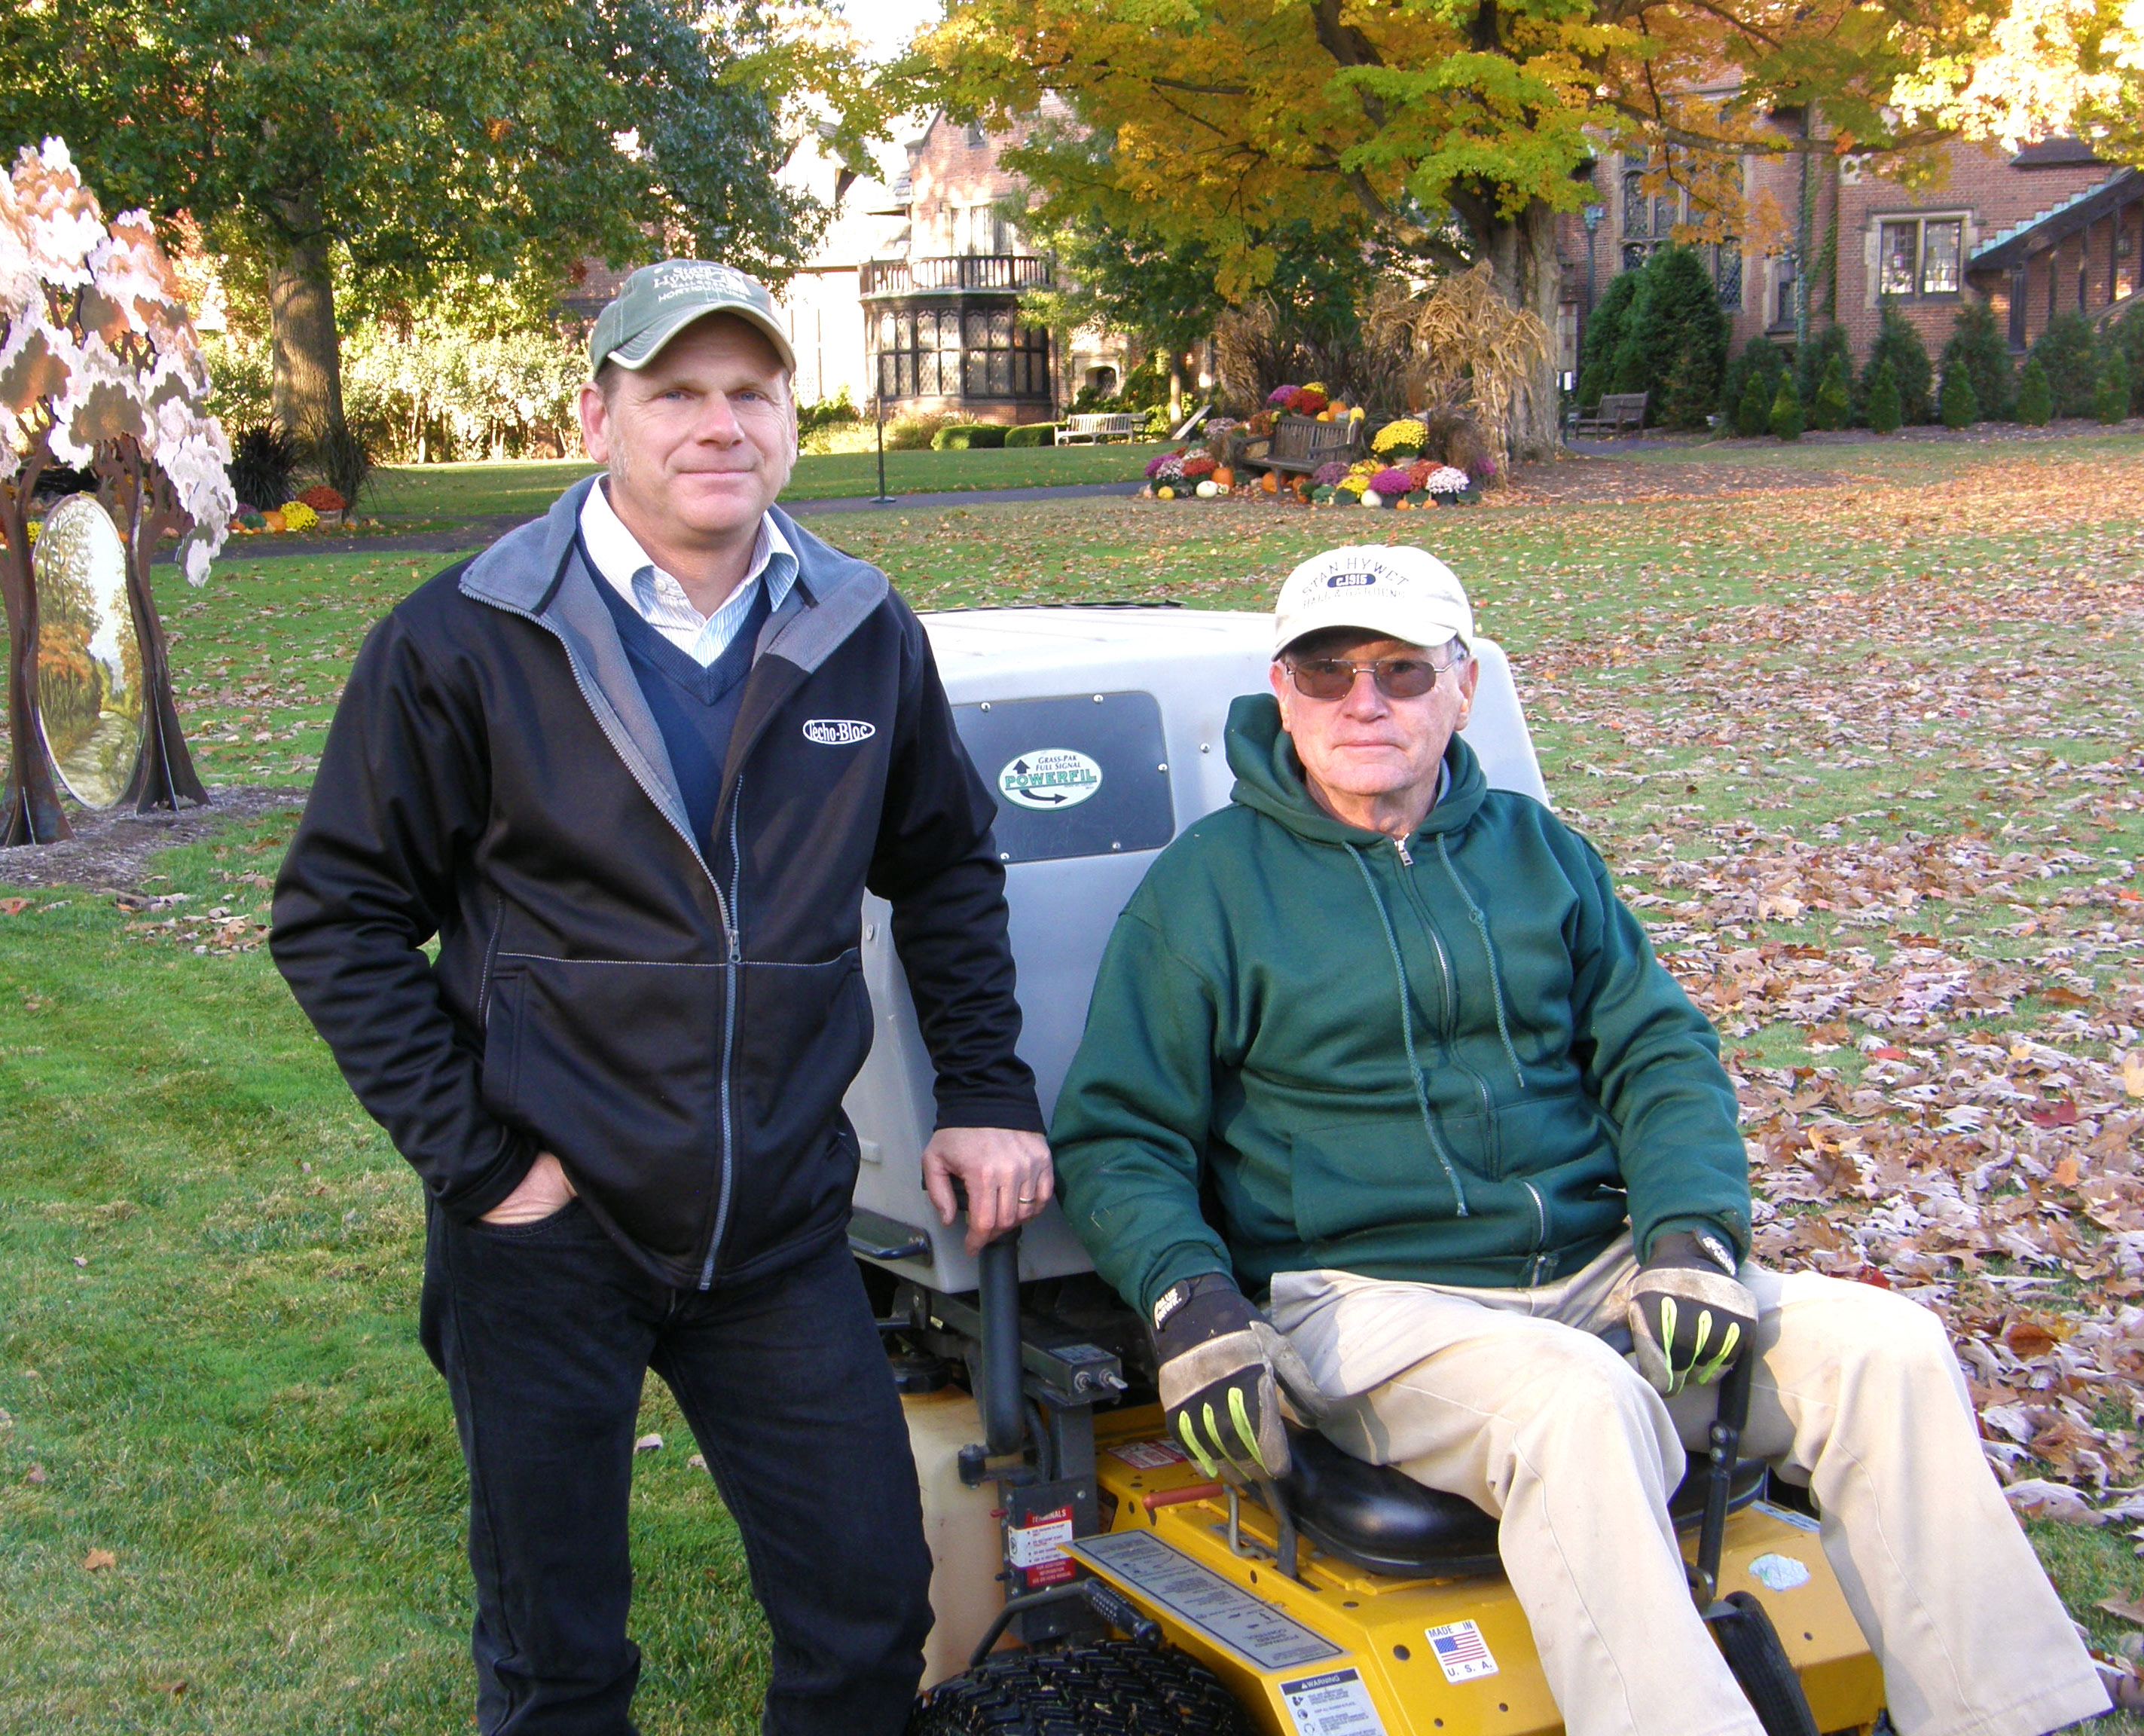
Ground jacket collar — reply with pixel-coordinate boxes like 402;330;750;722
454;478;895;863
459;478;888;678
1223;692;1488;849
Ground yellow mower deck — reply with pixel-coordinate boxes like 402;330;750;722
1075;1405;1885;1736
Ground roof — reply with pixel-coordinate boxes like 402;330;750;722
1970;168;2142;271
2010;138;2106;168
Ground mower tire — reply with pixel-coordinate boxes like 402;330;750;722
1712;1591;1820;1736
908;1639;1253;1736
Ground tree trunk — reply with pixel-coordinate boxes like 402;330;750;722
1487;199;1566;463
1168;362;1184;423
266;191;345;439
0;470;72;845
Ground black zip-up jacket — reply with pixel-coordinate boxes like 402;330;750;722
272;479;1042;1290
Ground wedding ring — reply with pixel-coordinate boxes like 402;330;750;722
1016;1193;1037;1203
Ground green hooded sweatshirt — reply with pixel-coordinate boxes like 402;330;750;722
1050;694;1750;1320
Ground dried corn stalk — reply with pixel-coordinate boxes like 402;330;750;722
1363;269;1549;467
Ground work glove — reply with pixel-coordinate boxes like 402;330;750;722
1627;1228;1758;1396
1152;1272;1325;1481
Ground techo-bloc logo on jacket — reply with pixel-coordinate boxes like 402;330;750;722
802;719;876;747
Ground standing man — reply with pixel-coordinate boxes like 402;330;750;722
272;260;1052;1735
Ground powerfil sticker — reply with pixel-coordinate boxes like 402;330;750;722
998;749;1102;811
1008;1505;1076;1588
1280;1667;1388;1735
1107;1439;1187;1469
1425;1619;1498;1683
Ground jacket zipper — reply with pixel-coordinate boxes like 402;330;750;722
1348;846;1468;1218
1435;836;1527;1091
1520;1179;1550;1285
1400;849;1496;1135
477;589;751;1288
476;897;506;1028
699;782;747;1291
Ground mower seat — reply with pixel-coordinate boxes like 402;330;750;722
1281;1427;1770;1579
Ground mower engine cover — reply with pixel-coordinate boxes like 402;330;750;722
844;605;1547;1294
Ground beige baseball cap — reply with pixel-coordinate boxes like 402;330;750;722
1272;546;1474;656
588;259;796;376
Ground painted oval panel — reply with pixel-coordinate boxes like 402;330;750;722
33;493;141;808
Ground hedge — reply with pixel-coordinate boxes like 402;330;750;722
930;423;1009;451
1003;423;1058;448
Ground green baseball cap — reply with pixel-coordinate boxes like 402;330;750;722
588;259;796;377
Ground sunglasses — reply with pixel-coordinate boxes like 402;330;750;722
1285;650;1464;701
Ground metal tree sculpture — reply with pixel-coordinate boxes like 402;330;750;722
0;138;233;845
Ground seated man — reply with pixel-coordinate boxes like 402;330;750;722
1049;546;2106;1736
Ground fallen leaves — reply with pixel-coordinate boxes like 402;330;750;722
81;1548;116;1572
633;1432;663;1453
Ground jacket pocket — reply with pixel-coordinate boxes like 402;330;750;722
480;964;525;1119
1289;1117;1465;1245
1494;1087;1611;1176
487;953;726;1263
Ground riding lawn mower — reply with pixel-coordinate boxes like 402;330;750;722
841;604;1887;1736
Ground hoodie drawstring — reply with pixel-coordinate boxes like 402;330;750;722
1434;836;1527;1092
1347;846;1469;1218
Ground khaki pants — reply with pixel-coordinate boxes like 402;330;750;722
1268;1239;2107;1736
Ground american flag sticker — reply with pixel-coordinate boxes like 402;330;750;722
1424;1619;1498;1683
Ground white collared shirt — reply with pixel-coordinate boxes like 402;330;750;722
579;480;799;667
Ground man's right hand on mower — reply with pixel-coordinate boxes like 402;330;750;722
1151;1272;1325;1481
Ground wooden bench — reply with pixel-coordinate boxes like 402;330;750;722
1054;412;1141;444
1570;392;1648;438
1257;413;1364;475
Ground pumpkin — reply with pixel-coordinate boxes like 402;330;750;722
263;509;288;531
1156;486;1176;501
1260;472;1279;494
1212;466;1234;489
1195;480;1219;498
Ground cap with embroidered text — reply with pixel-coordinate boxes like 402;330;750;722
1272;546;1474;657
588;260;797;377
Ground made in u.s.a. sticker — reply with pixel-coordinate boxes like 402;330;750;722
1070;1530;1342;1673
997;748;1102;811
1280;1666;1387;1734
1425;1618;1498;1683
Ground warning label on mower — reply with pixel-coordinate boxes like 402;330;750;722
1106;1439;1187;1469
1070;1530;1342;1673
1008;1505;1077;1588
1279;1667;1387;1735
997;748;1102;811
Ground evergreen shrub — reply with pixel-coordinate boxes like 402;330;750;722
1735;373;1773;437
1768;377;1804;441
1866;360;1902;434
1938;366;1978;429
1003;423;1058;448
1860;302;1932;424
1811;352;1852;430
2096;346;2132;424
2031;312;2099;417
2014;356;2053;426
1940;302;2012;421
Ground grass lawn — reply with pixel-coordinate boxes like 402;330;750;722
363;442;1159;522
3;429;2142;1731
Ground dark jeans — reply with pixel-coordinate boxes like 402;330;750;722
419;1200;933;1736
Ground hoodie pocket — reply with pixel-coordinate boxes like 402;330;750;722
1289;1117;1466;1242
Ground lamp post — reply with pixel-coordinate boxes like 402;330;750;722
871;380;895;506
1580;203;1606;396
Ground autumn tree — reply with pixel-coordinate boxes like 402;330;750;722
0;0;880;449
919;0;2010;457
